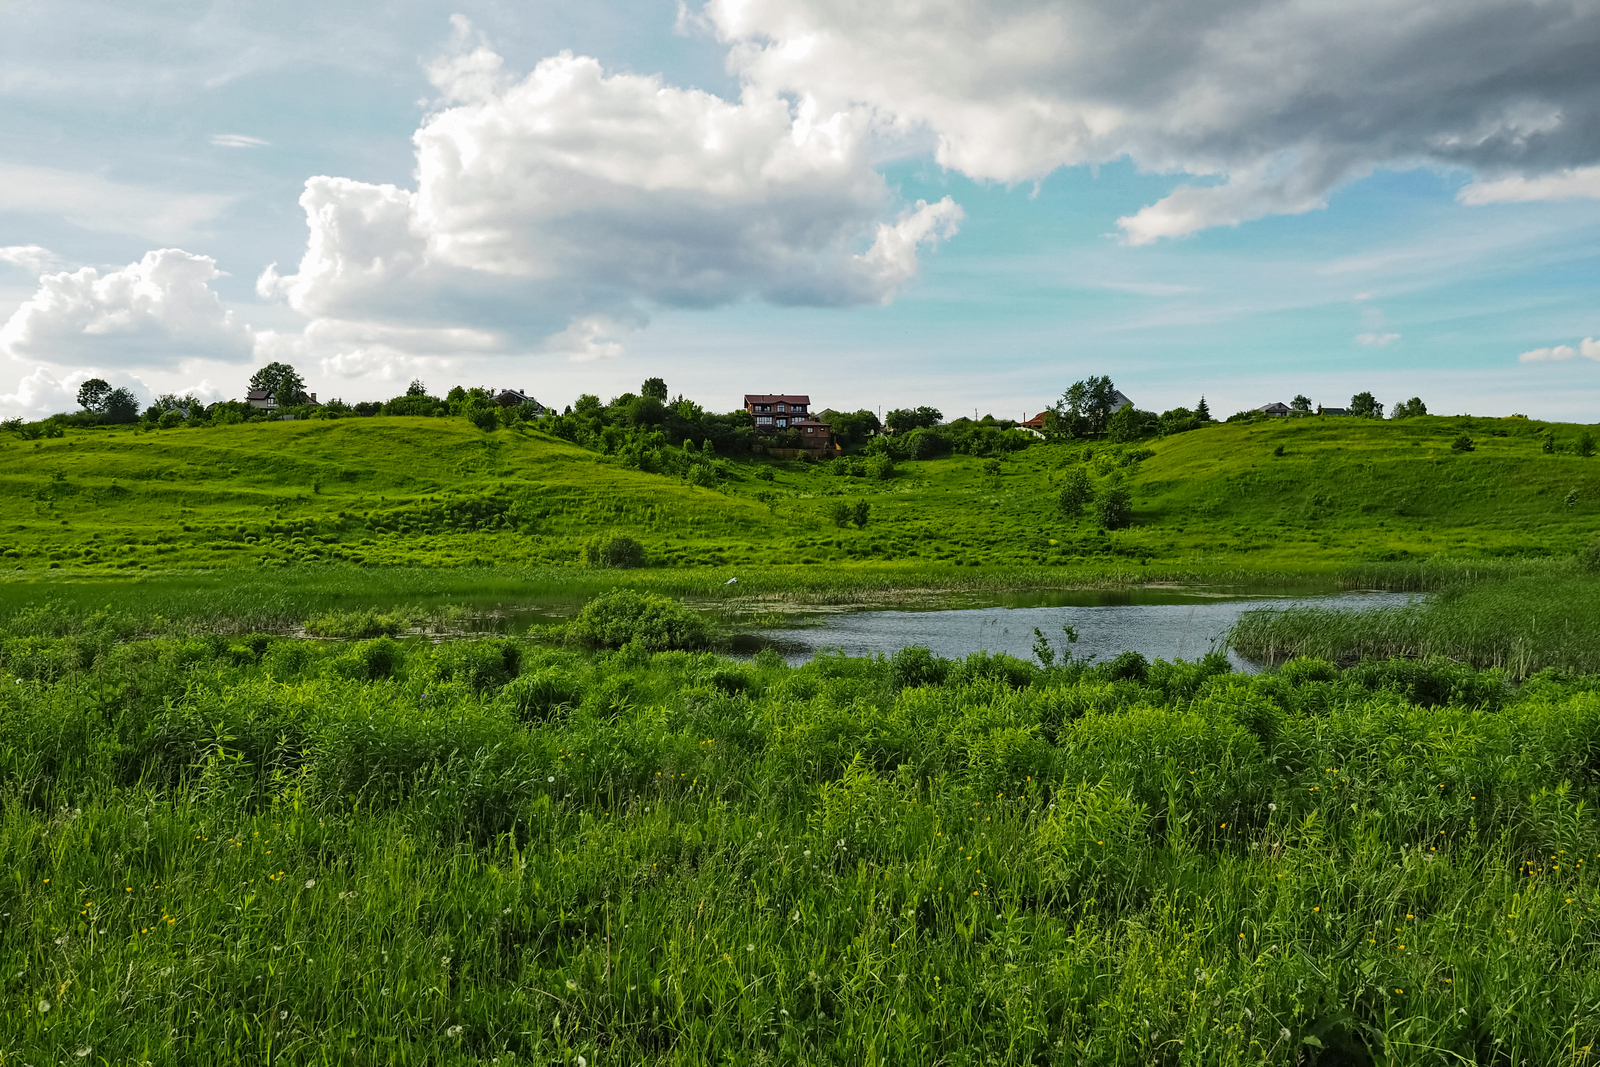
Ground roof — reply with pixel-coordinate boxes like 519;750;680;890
245;388;273;400
1258;401;1292;412
1319;406;1349;415
793;418;830;428
744;394;810;405
1021;410;1050;427
1110;389;1134;409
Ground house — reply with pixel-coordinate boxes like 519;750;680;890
1317;406;1349;416
793;418;835;453
1110;390;1135;411
1258;401;1292;417
244;388;316;410
1021;411;1050;430
743;394;812;431
493;388;542;411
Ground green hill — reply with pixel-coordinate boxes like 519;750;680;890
1;412;1595;584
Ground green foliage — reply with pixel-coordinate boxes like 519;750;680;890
1095;481;1133;528
1452;434;1476;452
884;405;942;433
304;608;411;638
1057;466;1094;516
249;361;308;406
581;533;646;568
76;378;112;412
1350;391;1383;418
1580;431;1597;458
1392;396;1428;419
568;588;712;649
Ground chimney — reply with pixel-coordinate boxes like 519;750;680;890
309;392;317;403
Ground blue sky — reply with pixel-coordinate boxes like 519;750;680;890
3;0;1598;420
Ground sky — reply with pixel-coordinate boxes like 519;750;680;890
2;0;1599;422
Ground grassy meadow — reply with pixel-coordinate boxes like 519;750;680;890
5;411;1600;1064
2;411;1596;585
4;604;1600;1065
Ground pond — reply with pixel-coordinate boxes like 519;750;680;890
731;589;1417;671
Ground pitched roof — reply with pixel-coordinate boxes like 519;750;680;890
1110;389;1134;409
744;394;810;405
1258;401;1292;412
793;418;830;428
245;387;273;400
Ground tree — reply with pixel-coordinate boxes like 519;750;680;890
103;388;139;424
1451;435;1475;452
250;362;308;406
77;378;112;412
1059;376;1118;436
1057;467;1093;516
1291;395;1312;413
851;501;871;528
1349;391;1383;418
1195;396;1211;422
1391;397;1427;419
406;379;428;397
885;406;942;434
641;377;669;402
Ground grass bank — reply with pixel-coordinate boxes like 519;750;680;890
4;612;1600;1063
1233;564;1600;678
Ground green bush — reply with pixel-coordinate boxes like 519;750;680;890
427;638;521;690
1057;467;1093;516
1095;483;1133;528
568;589;712;650
888;645;951;689
304;609;410;638
581;533;646;568
501;666;583;722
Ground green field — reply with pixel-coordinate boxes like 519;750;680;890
2;413;1596;583
3;607;1599;1064
6;412;1600;1063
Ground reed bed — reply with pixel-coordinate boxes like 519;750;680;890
3;608;1600;1064
1233;571;1600;678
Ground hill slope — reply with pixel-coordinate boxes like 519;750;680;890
0;412;1595;578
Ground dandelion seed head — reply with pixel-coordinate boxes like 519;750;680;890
38;999;51;1013
446;1024;463;1038
304;879;316;889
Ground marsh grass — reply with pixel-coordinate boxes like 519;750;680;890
1233;570;1600;678
4;616;1600;1064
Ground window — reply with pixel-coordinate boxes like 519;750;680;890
778;419;788;427
805;427;814;434
777;403;786;412
756;416;772;425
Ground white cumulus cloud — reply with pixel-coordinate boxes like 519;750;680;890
701;0;1600;241
1519;337;1600;362
1356;332;1401;347
259;26;961;362
1459;165;1600;205
0;249;252;368
0;246;67;275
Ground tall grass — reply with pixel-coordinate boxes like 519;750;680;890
1233;571;1600;678
4;614;1600;1063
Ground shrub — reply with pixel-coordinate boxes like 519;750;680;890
1579;432;1597;458
501;667;584;722
1581;542;1600;574
1095;483;1133;529
582;534;646;568
826;500;852;527
1100;650;1150;683
1057;467;1093;516
889;645;951;689
305;609;409;638
328;636;403;680
851;501;871;528
955;650;1036;688
1451;434;1475;452
428;638;521;690
569;589;712;650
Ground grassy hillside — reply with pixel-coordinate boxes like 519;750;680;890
1;413;1595;585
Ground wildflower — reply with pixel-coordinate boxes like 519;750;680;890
38;999;51;1014
1268;803;1276;812
548;776;555;782
746;944;755;952
577;1057;587;1067
446;1024;463;1038
566;979;578;990
280;1010;289;1020
304;879;316;889
75;1048;91;1058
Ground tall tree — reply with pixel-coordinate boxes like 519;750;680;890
1059;375;1118;435
103;387;139;424
76;378;112;412
640;377;669;402
1195;396;1211;421
1291;395;1312;413
406;379;428;397
1349;391;1383;418
250;362;308;405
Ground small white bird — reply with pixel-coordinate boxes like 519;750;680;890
725;576;738;584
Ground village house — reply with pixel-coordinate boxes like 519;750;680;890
493;388;543;412
244;388;317;410
1317;405;1349;416
1258;401;1292;417
745;394;835;454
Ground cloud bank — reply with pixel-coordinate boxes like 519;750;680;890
0;249;252;368
1520;337;1600;362
257;24;962;367
702;0;1600;241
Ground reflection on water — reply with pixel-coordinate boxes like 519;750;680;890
740;592;1416;671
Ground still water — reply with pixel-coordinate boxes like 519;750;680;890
739;590;1415;671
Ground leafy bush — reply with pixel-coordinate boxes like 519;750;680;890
1099;650;1150;683
501;667;584;722
427;638;521;690
568;589;713;650
1095;483;1133;528
888;645;952;689
1057;467;1093;516
1451;434;1475;452
581;533;646;568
